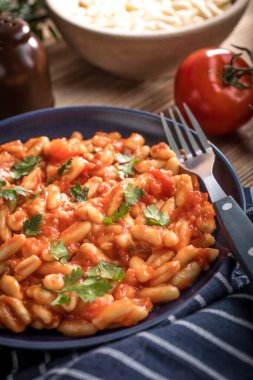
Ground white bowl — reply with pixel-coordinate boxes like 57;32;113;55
46;0;249;79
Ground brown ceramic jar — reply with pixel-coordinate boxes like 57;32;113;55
0;16;54;120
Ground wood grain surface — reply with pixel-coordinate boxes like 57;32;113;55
47;2;253;187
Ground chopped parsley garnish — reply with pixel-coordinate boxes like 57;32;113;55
86;261;125;281
12;156;42;180
0;180;33;212
103;203;130;224
50;262;124;305
143;204;169;229
57;158;72;176
103;184;145;224
124;184;145;206
23;214;43;236
50;240;69;264
0;186;32;201
69;183;89;202
115;153;133;164
115;153;139;179
0;179;7;187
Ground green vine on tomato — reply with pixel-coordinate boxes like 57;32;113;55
222;45;253;90
174;45;253;136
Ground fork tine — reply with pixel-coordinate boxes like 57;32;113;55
160;113;182;161
175;106;202;156
168;107;192;160
183;103;212;152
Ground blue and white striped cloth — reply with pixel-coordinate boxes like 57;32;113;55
2;188;253;380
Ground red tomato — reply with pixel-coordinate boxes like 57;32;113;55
149;169;176;197
174;47;253;136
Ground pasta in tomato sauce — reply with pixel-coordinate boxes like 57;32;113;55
0;130;218;336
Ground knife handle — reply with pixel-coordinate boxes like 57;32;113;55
214;196;253;283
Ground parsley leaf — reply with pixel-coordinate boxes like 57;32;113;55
0;179;7;187
51;293;71;305
86;261;125;281
50;240;69;264
69;183;89;202
64;267;83;288
70;278;111;303
50;266;113;306
12;156;42;180
124;184;145;206
57;158;72;176
0;186;32;201
117;160;139;179
103;185;144;224
23;214;43;236
115;153;133;164
103;203;130;224
115;153;139;179
143;204;169;229
0;181;33;212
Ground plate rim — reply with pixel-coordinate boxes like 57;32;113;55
0;105;245;349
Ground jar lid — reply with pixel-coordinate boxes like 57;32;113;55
0;16;31;50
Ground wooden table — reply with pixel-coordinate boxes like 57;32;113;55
47;3;253;187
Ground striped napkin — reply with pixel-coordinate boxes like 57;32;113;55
2;188;253;380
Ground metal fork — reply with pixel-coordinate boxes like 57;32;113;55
161;104;253;283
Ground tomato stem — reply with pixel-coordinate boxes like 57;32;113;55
222;46;253;90
232;45;253;63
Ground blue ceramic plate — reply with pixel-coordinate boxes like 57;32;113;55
0;106;245;350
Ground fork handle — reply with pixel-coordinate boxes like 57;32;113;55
214;196;253;283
